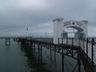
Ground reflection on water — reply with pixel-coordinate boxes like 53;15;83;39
20;41;52;72
0;39;81;72
0;39;27;72
19;39;79;72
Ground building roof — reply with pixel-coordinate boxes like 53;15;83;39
53;18;64;22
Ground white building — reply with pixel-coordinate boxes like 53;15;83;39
53;18;88;44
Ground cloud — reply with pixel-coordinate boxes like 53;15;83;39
0;0;96;37
17;0;48;9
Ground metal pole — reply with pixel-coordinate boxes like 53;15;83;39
91;38;94;66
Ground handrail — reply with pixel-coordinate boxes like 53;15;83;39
58;38;96;67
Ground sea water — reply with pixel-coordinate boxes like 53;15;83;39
0;39;84;72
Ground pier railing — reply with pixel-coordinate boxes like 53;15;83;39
58;38;96;66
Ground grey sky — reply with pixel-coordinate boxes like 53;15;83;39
0;0;96;37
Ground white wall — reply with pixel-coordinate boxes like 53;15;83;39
53;18;64;44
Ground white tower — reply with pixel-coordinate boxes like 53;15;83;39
53;18;64;44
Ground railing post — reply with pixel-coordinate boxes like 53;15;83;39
72;38;73;46
58;38;59;45
91;38;94;66
72;38;74;57
83;38;85;51
86;38;88;54
66;37;68;45
79;38;80;47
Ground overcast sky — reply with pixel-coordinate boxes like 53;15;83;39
0;0;96;37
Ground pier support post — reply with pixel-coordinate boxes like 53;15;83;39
72;38;74;57
78;51;81;72
38;43;42;64
5;38;10;46
54;45;56;71
62;54;64;72
62;45;64;72
50;44;52;66
91;38;94;66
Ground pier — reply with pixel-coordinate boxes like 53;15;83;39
18;37;96;72
0;18;95;72
0;37;96;72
